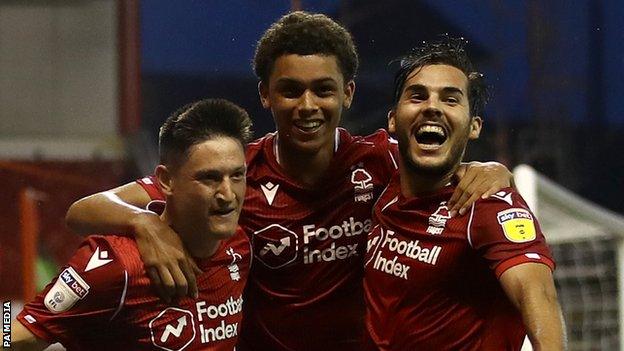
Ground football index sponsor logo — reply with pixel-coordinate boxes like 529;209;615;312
426;201;451;235
302;217;371;264
351;166;374;203
253;224;298;269
44;267;90;313
196;295;243;345
371;229;442;280
2;300;10;348
150;308;196;351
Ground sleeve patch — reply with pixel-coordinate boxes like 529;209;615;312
43;267;90;313
496;208;536;243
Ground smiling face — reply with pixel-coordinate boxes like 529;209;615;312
389;64;482;176
259;54;355;155
160;136;246;243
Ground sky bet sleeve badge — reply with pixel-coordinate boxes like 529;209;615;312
44;267;90;313
496;208;537;243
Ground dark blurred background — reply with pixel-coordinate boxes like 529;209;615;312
140;0;624;214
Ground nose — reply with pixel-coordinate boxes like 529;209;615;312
423;97;442;117
216;178;236;204
298;90;319;115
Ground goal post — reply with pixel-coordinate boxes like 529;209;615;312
514;164;624;350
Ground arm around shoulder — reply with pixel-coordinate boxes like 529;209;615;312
499;263;566;351
65;182;154;236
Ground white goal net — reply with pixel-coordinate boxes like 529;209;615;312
515;165;624;351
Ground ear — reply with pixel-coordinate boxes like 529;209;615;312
387;109;397;133
342;80;356;109
469;116;483;139
155;164;174;196
258;81;270;109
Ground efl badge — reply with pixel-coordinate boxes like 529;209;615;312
497;208;537;243
226;247;243;281
44;267;90;313
426;202;451;235
351;167;374;203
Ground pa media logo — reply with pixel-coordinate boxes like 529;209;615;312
149;307;196;351
253;224;298;269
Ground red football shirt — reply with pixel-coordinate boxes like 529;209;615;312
138;128;398;350
17;229;250;351
364;173;555;351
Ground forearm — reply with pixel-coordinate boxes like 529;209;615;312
500;263;566;350
65;183;153;236
518;287;566;350
10;320;49;351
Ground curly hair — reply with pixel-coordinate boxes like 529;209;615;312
392;36;489;117
254;11;359;82
159;98;253;168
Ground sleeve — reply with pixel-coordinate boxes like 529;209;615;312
17;236;129;346
368;129;399;182
136;175;165;201
468;188;556;278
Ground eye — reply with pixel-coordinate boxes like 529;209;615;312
445;96;459;104
316;85;336;97
409;92;425;102
231;171;245;182
277;84;303;98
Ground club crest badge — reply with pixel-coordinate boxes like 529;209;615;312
426;202;451;235
226;247;243;281
351;166;374;203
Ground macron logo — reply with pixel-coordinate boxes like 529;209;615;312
491;191;513;206
260;182;279;205
85;247;113;272
160;316;187;343
260;237;291;257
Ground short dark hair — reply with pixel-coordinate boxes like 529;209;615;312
253;11;359;82
158;98;253;168
392;36;489;117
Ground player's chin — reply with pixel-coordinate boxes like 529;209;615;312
407;153;454;175
207;218;240;239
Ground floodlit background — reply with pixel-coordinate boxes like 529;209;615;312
1;1;623;350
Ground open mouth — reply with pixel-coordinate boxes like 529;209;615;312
414;124;447;148
293;119;323;133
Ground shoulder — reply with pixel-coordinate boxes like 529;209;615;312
471;188;534;229
245;132;275;165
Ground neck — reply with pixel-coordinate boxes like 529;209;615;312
276;135;335;188
398;161;457;198
160;210;220;259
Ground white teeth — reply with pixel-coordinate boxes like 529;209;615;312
417;125;445;137
294;120;322;129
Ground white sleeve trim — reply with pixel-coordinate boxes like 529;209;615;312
466;203;476;248
110;270;128;321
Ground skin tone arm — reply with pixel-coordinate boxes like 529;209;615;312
448;161;514;217
10;321;50;351
64;162;512;302
499;263;567;351
65;182;200;303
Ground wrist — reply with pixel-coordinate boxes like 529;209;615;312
129;210;161;238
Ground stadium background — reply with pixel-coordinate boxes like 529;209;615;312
1;1;623;350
